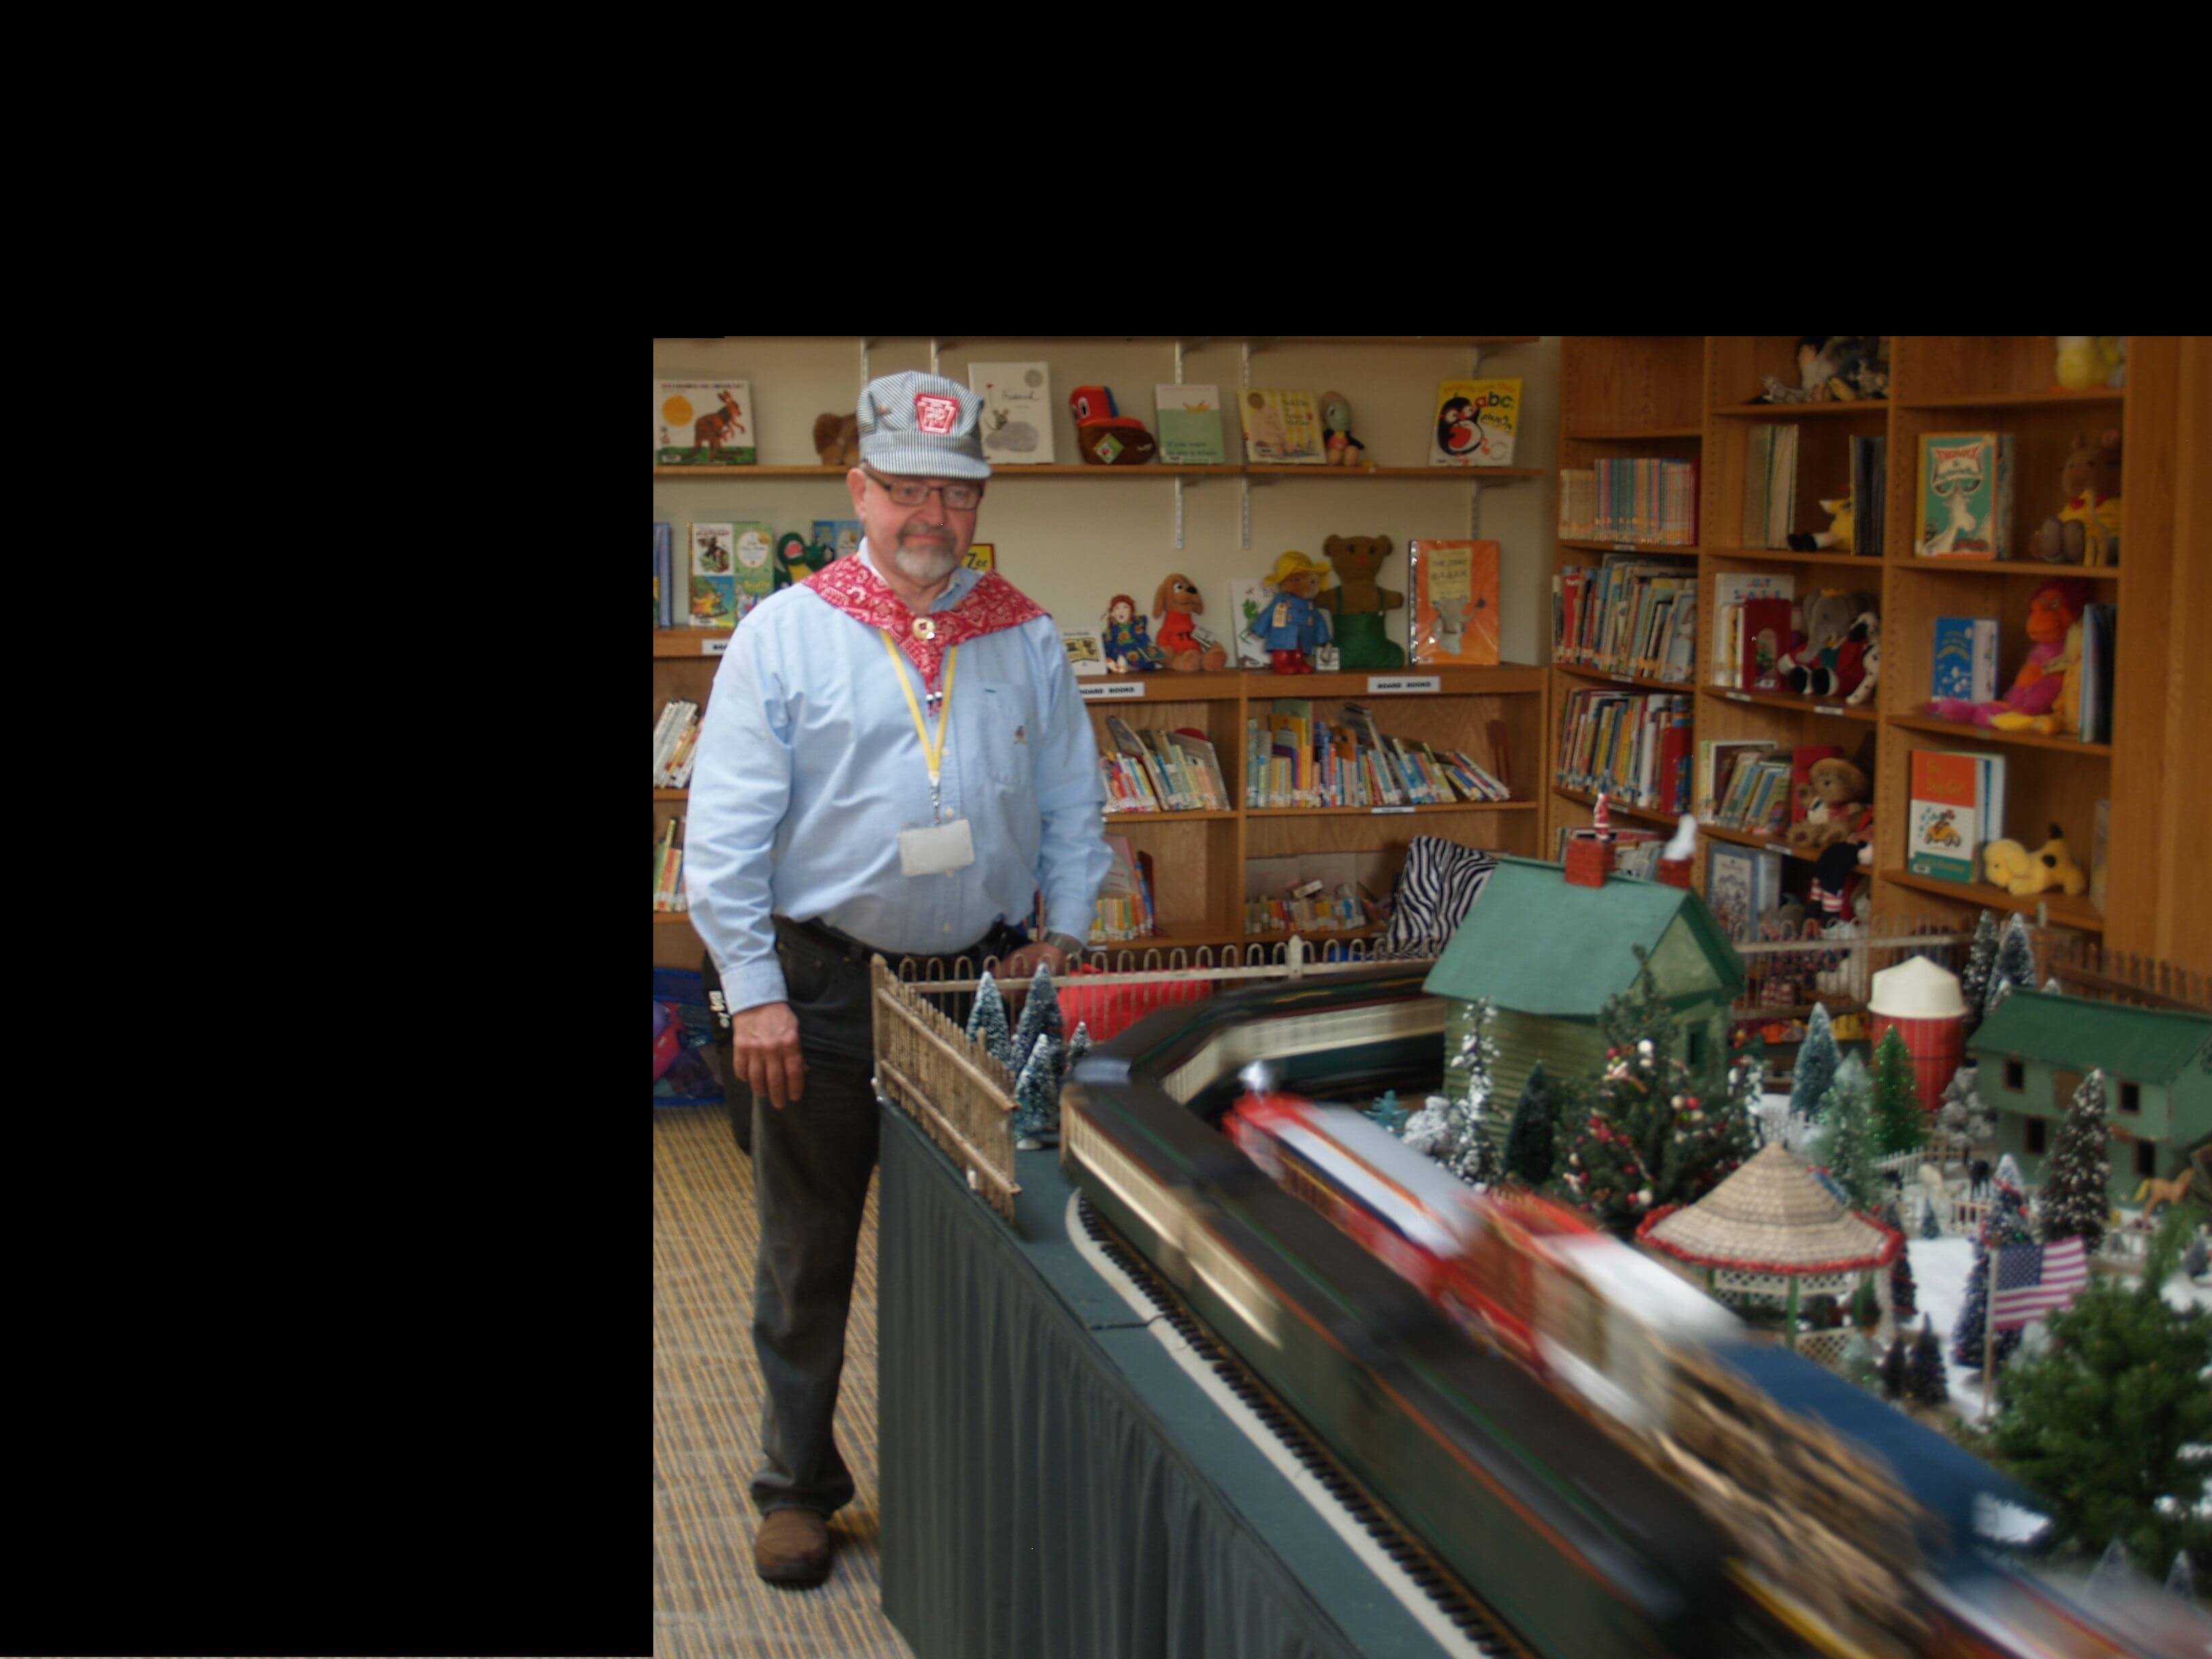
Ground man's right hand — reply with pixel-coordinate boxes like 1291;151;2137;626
733;1002;805;1109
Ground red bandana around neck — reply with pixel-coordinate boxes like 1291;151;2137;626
803;555;1045;691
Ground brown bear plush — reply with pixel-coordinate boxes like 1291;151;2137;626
1315;534;1405;670
813;411;861;467
2029;428;2122;567
1785;757;1870;855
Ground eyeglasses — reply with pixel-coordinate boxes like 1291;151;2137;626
863;466;983;511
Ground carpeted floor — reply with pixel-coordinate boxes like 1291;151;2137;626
653;1101;914;1659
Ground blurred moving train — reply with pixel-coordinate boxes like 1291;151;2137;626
1062;966;2207;1658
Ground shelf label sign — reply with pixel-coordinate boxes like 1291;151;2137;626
1372;806;1415;815
1080;680;1147;699
1725;691;1750;703
1367;675;1441;694
1816;704;1845;716
701;639;731;657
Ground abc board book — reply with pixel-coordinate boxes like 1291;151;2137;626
688;522;737;626
1408;540;1500;665
656;380;754;466
1429;379;1521;467
1153;385;1227;464
1239;390;1326;464
1915;432;2014;559
969;362;1056;464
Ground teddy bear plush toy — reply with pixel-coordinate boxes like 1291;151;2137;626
2028;429;2122;567
813;412;861;467
1786;757;1871;856
1926;577;2089;734
1314;534;1405;670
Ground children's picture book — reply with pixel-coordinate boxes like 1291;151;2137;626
1239;390;1326;464
656;380;754;466
1739;596;1795;691
655;522;674;629
1153;385;1227;464
1429;379;1522;467
687;521;738;626
2076;602;2115;743
811;519;862;559
1710;571;1793;687
1230;577;1274;667
1408;540;1501;665
1063;632;1106;676
1908;749;2005;880
1703;842;1763;939
969;362;1056;464
963;542;996;573
1916;432;2015;558
1931;616;1999;702
730;522;777;619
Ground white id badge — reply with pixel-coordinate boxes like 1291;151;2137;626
899;817;975;877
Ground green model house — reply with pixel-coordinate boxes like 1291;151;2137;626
1966;990;2212;1210
1423;855;1744;1162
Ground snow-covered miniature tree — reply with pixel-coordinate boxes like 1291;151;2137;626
1009;963;1064;1071
1791;1001;1841;1122
1820;1076;1883;1213
1889;1236;1918;1322
2039;1068;2112;1254
1841;1330;1879;1389
1061;1021;1091;1082
1011;1033;1062;1148
1908;1315;1949;1408
2169;1551;2198;1601
1448;1120;1498;1188
2184;1229;2211;1282
1952;1173;2036;1372
1502;1062;1554;1186
1879;1334;1908;1400
966;970;1012;1066
1870;1026;1925;1157
1987;913;2037;1015
1988;1213;2212;1572
2041;975;2062;995
1449;997;1500;1165
1921;1197;1942;1240
1960;909;1999;1034
1399;1095;1456;1161
1936;1062;1990;1158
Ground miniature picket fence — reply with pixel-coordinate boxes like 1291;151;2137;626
871;939;1429;1221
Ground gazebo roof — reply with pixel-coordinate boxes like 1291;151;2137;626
1636;1144;1902;1275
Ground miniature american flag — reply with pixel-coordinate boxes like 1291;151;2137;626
1990;1236;2089;1330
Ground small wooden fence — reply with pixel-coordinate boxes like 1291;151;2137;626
2039;934;2212;1013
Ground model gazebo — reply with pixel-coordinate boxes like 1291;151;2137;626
1636;1143;1903;1349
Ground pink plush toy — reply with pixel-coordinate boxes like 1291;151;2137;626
1926;577;2089;733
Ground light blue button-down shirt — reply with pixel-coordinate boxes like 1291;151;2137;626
685;541;1111;1012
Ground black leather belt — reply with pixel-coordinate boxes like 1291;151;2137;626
775;914;1019;968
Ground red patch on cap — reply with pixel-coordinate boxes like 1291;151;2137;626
914;392;960;435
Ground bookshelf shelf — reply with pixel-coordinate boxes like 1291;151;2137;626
1562;428;1703;443
1705;546;1886;570
1558;539;1698;555
1883;714;2112;757
1105;809;1239;823
653;912;696;926
1878;869;2106;933
1550;786;1681;829
1707;401;1890;419
1242;464;1543;480
1886;557;2123;579
1245;801;1534;819
655;628;733;658
1700;686;1879;724
655;788;688;802
1902;388;2126;411
1555;663;1692;693
1275;336;1540;347
656;462;1539;483
1699;822;1817;863
654;465;846;479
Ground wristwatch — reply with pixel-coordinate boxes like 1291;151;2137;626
1043;931;1086;962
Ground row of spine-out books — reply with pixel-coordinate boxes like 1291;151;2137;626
1032;835;1160;943
1906;749;2008;883
1245;885;1369;937
1553;689;1692;814
654;699;704;788
1551;823;1666;879
1702;744;1795;838
653;817;689;912
1557;458;1698;545
1099;718;1230;813
1554;557;1698;681
1244;700;1510;809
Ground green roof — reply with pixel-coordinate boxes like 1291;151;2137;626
1422;856;1744;1019
1967;991;2212;1085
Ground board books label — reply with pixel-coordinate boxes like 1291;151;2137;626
1367;674;1441;694
1080;681;1147;699
1372;806;1415;815
701;638;730;656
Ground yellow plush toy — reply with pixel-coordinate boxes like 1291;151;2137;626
1983;823;2088;897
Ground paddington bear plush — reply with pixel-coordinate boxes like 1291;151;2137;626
1315;534;1405;670
1927;577;2090;735
1259;550;1334;673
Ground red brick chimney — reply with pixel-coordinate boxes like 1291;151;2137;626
1565;793;1614;888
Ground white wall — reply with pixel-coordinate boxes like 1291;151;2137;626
652;336;1561;667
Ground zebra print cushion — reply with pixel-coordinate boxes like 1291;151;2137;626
1374;838;1498;960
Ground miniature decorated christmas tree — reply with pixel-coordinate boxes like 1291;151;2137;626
1889;1233;1919;1321
1952;1172;2036;1372
1909;1315;1949;1408
1009;963;1063;1073
1988;1213;2212;1572
966;970;1012;1066
2039;1067;2112;1254
1850;1279;1882;1336
1870;1026;1925;1156
1987;913;2036;1015
1879;1334;1908;1400
1791;1001;1840;1122
1012;1033;1063;1149
1061;1021;1091;1082
1502;1062;1555;1186
1960;909;1999;1035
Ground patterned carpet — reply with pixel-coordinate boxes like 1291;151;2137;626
653;1101;914;1659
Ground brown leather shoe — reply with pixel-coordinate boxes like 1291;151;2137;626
754;1507;833;1586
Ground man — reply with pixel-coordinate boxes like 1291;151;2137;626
685;369;1110;1588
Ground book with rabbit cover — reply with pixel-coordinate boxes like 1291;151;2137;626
1408;539;1500;665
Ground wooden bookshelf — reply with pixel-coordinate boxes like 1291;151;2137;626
1545;334;2205;970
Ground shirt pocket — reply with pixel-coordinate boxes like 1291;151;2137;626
966;680;1035;790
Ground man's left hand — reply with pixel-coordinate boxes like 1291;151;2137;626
996;941;1069;983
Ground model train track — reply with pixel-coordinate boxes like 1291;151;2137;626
1076;1192;1536;1659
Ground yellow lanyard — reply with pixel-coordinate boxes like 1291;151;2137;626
880;633;959;794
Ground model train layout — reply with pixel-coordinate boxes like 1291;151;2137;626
1059;965;2184;1659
